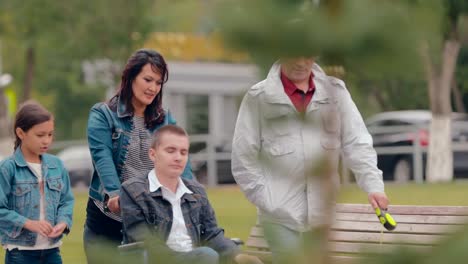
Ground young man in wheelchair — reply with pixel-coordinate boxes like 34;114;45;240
120;125;262;264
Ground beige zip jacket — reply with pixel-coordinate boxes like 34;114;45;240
231;63;384;232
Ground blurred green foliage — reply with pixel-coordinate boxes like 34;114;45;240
153;0;213;33
213;0;468;116
211;1;468;263
216;0;443;77
0;0;155;139
0;0;467;139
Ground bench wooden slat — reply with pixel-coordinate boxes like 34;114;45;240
335;212;468;224
250;221;463;236
242;250;363;264
330;230;445;245
246;236;269;249
248;231;445;249
332;220;462;235
246;240;432;254
331;241;432;254
330;255;362;264
336;204;468;215
249;226;264;237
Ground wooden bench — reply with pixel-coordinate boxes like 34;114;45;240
245;203;468;263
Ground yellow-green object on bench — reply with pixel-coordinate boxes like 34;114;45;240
245;204;468;264
375;207;397;231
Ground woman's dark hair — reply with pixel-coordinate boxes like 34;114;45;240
115;49;169;127
13;101;53;150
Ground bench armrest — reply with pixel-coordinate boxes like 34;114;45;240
118;241;145;252
231;238;244;246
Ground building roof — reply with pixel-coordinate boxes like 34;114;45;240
166;61;260;95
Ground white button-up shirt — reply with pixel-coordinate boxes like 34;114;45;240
148;169;193;252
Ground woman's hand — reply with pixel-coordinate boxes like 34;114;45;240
107;196;121;213
47;222;68;238
24;220;53;237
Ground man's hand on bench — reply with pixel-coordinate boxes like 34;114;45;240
368;192;389;210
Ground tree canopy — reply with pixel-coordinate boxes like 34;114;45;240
0;0;155;139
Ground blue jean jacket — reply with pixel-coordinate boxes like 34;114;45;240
87;96;193;202
0;148;74;246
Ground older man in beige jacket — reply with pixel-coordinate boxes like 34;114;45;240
231;57;389;263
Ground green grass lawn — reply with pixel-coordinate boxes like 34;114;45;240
338;181;468;205
3;182;468;263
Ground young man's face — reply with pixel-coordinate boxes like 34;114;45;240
149;133;189;179
281;57;314;83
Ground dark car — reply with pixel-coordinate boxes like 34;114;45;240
365;110;468;182
56;145;93;187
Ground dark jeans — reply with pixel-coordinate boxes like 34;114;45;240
5;248;62;264
83;198;123;264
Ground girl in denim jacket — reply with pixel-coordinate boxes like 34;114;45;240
0;101;74;264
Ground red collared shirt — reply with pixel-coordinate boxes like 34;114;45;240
280;72;315;112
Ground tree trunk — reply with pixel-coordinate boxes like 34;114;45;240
22;46;35;103
422;39;460;182
451;79;466;113
371;82;388;110
0;92;9;138
426;116;453;182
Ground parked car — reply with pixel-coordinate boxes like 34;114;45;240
56;145;93;187
56;143;234;187
365;110;468;182
191;144;234;184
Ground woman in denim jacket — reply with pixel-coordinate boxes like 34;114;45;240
84;49;193;262
0;101;74;264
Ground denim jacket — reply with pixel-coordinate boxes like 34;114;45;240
0;148;74;246
120;177;239;260
87;96;193;202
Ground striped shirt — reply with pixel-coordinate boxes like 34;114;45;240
94;116;154;222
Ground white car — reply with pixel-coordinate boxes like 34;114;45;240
56;145;93;187
366;110;468;182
